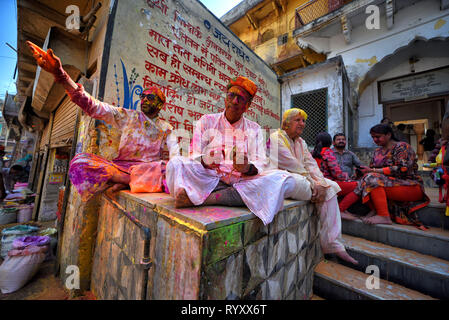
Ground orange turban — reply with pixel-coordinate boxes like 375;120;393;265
141;86;166;105
227;76;258;97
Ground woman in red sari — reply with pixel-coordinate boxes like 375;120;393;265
339;124;430;227
312;132;358;220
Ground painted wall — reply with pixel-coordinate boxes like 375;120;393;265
328;0;449;87
59;0;111;295
227;0;312;66
357;56;449;147
316;0;449;147
281;60;344;139
98;0;280;162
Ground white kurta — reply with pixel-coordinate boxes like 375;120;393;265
268;129;345;254
166;113;297;225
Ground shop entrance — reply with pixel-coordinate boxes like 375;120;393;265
384;96;447;163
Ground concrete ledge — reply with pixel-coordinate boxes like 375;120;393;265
90;192;322;300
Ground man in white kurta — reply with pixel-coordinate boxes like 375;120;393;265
166;76;298;225
268;109;358;264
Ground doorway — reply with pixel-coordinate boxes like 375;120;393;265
384;96;447;165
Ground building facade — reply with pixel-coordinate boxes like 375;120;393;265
223;0;449;158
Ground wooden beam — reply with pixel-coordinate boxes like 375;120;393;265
18;54;36;65
299;54;307;68
19;30;46;45
278;0;288;12
21;76;34;83
272;1;280;17
18;70;35;83
18;0;67;28
246;13;258;30
18;62;37;74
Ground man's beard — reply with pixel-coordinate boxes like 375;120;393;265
335;143;345;149
142;103;159;116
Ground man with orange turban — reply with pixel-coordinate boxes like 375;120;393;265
166;76;300;225
27;42;178;201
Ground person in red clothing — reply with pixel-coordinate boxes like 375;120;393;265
311;132;359;220
339;124;430;227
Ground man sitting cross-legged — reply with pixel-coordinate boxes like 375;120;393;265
26;41;178;202
166;76;301;226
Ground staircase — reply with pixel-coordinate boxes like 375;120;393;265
313;186;449;300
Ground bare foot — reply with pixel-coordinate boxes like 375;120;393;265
363;215;392;225
340;210;359;221
175;188;194;208
105;183;128;200
335;250;358;265
364;210;376;219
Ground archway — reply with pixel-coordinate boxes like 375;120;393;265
357;37;449;162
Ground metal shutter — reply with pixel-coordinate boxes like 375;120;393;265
50;96;78;148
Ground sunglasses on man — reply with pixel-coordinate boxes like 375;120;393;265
140;93;158;101
226;92;248;104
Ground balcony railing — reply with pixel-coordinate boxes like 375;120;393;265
295;0;350;28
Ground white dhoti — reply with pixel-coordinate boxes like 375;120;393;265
287;173;345;254
166;156;300;225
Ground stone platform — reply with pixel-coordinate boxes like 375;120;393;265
90;192;321;300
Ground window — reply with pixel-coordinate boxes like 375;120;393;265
278;33;288;45
291;88;328;146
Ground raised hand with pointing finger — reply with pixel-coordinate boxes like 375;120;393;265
23;40;178;203
25;41;77;91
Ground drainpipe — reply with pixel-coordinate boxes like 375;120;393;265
103;194;152;300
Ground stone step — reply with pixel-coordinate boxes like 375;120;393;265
418;187;449;230
313;261;436;300
417;205;449;230
342;219;449;261
340;234;449;299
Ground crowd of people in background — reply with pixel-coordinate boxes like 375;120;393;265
308;118;431;230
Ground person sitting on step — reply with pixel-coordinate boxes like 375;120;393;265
338;124;430;227
311;132;359;221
